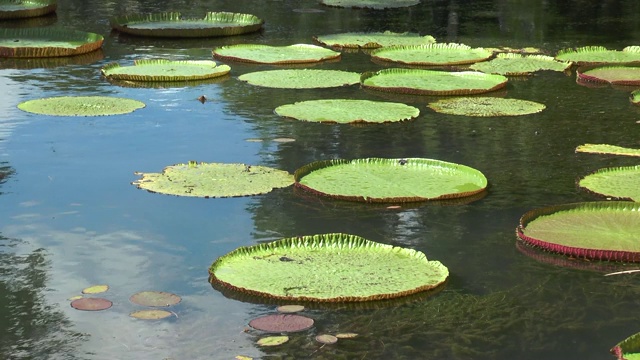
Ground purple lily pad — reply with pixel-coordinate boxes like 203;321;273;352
249;314;314;333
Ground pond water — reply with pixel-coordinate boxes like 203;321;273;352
1;0;640;359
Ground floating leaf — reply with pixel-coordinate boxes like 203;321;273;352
275;99;419;124
213;44;340;64
469;53;572;75
129;291;181;307
335;332;359;339
101;59;230;82
576;144;640;157
577;65;640;86
294;158;487;203
129;309;173;320
256;336;289;347
612;332;640;360
314;31;435;49
238;69;359;89
316;334;338;344
320;0;419;9
427;97;545;117
0;0;56;20
110;12;263;38
82;285;109;294
555;46;640;66
70;297;112;311
361;68;508;96
209;233;449;302
132;161;294;198
632;89;640;105
249;314;314;333
67;295;83;301
517;202;640;262
277;305;305;313
578;166;640;201
0;28;103;58
370;43;492;66
17;96;145;116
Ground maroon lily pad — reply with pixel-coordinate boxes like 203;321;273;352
249;314;314;333
71;297;113;311
129;291;181;307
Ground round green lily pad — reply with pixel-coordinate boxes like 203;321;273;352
256;336;289;347
469;53;572;75
71;297;112;311
576;144;640;157
0;0;56;19
555;46;640;66
578;165;640;201
130;309;173;320
129;291;181;307
275;99;420;124
132;161;294;198
516;202;640;261
0;28;103;58
313;31;436;49
320;0;419;9
82;285;109;294
238;69;359;89
213;44;340;64
209;233;449;302
249;314;314;333
294;158;487;203
110;12;264;38
577;65;640;85
17;96;145;116
370;43;492;66
101;59;230;82
361;68;508;96
632;90;640;105
427;97;545;117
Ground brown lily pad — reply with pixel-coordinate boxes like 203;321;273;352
249;314;314;333
71;297;112;311
129;291;181;307
130;309;173;320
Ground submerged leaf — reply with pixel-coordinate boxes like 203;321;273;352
129;291;181;307
428;97;545;117
316;334;338;344
275;99;420;124
17;96;145;116
82;285;109;294
313;31;435;48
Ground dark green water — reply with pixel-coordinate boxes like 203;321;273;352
1;0;640;359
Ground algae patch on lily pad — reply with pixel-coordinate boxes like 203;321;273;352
17;96;145;116
238;69;359;89
101;59;230;82
132;161;294;198
209;233;449;302
428;97;545;117
275;99;419;124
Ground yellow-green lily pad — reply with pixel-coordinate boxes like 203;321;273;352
427;97;545;117
576;144;640;157
81;285;109;294
17;96;145;116
256;336;289;347
213;44;340;64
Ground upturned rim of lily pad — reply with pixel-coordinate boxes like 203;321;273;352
129;291;181;307
274;99;420;124
576;65;640;86
0;27;103;58
110;11;264;38
213;44;341;64
320;0;420;9
0;0;57;20
17;96;145;116
427;97;546;117
555;46;640;66
370;43;493;66
516;201;640;262
101;59;231;82
313;31;436;49
578;165;640;202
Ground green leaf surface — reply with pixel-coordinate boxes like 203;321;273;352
578;166;640;201
313;31;435;48
17;96;145;116
0;28;103;57
370;43;492;66
132;161;294;198
320;0;419;9
275;99;420;124
0;0;56;19
632;89;640;105
213;44;340;64
101;59;230;82
614;332;640;360
577;65;640;85
555;46;640;66
294;158;487;202
238;69;359;89
576;144;640;157
428;97;545;117
257;336;289;346
361;68;508;95
469;53;572;75
209;233;449;302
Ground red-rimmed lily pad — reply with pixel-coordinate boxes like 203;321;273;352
427;97;545;117
555;46;640;66
71;297;112;311
577;65;640;86
313;31;435;49
370;43;492;66
576;144;640;157
110;12;264;38
0;28;103;58
129;291;181;307
101;59;230;82
249;314;314;333
130;309;173;320
0;0;56;19
516;202;640;262
469;53;572;75
213;44;340;64
256;336;289;346
316;334;338;344
17;96;145;116
320;0;419;9
612;332;640;360
275;99;420;124
361;68;508;96
578;166;640;201
238;69;359;89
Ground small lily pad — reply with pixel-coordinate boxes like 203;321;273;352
256;336;289;347
130;309;173;320
469;53;572;75
18;96;145;116
370;43;493;66
101;59;230;82
335;333;359;339
320;0;419;9
314;31;435;48
249;314;314;333
213;44;340;64
0;28;103;58
427;97;545;117
238;69;359;89
576;144;640;157
578;166;640;201
129;291;181;307
132;161;294;198
276;305;305;313
275;99;420;124
316;334;338;344
632;90;640;105
71;297;112;311
0;0;57;19
68;295;83;301
82;285;109;294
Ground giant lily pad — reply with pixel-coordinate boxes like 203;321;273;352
101;59;230;82
576;65;640;85
370;43;493;66
313;31;435;49
0;28;103;58
132;161;294;198
0;0;56;19
612;332;640;360
469;53;572;75
516;202;640;261
320;0;419;9
361;68;508;96
578;166;640;201
110;12;263;38
213;44;340;64
17;96;145;116
555;46;640;66
294;158;487;202
427;97;545;117
576;144;640;157
209;233;449;302
238;69;359;89
249;314;314;333
275;99;419;124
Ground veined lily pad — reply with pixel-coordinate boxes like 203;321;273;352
361;68;508;96
213;44;340;64
578;166;640;201
313;31;436;49
132;161;294;198
320;0;419;9
17;96;145;116
370;43;492;66
612;332;640;360
209;233;449;302
238;69;359;89
275;99;419;124
576;65;640;85
294;158;487;202
632;89;640;104
0;0;56;19
110;12;263;38
0;28;103;58
516;202;640;261
469;53;572;75
555;46;640;66
427;97;545;117
101;59;230;82
576;144;640;157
